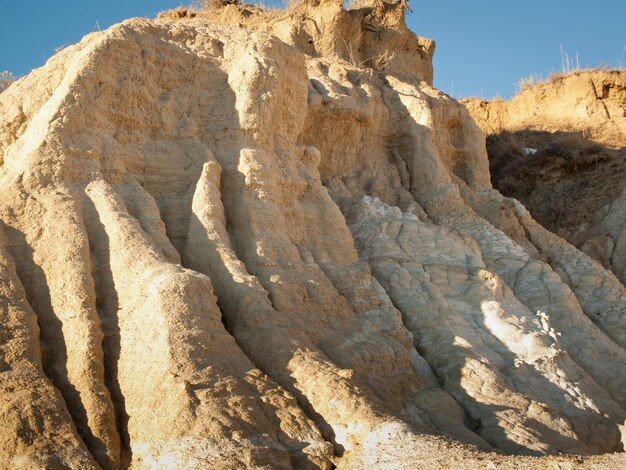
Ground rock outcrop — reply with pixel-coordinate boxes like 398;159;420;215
463;71;626;288
1;2;625;468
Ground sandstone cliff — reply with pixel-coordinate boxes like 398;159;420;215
1;2;626;468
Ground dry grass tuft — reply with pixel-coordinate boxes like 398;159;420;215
513;46;625;95
515;74;540;93
0;71;16;93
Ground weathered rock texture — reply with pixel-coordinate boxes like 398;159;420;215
463;71;626;288
1;2;625;468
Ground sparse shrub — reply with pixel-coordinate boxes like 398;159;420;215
0;71;16;93
535;133;611;174
537;132;602;160
567;153;611;173
515;74;540;93
487;131;525;161
486;131;535;199
367;50;396;69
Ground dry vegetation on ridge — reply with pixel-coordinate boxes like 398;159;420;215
0;71;16;93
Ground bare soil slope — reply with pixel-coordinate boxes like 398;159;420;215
1;2;626;469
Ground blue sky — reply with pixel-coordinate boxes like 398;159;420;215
412;1;626;98
1;1;624;98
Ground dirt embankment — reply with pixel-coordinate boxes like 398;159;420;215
463;70;626;146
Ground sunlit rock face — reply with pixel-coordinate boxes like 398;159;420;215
0;2;625;468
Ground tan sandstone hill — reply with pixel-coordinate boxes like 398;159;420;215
1;1;626;468
463;71;626;288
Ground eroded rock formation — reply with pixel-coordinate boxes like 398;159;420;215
1;1;625;468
